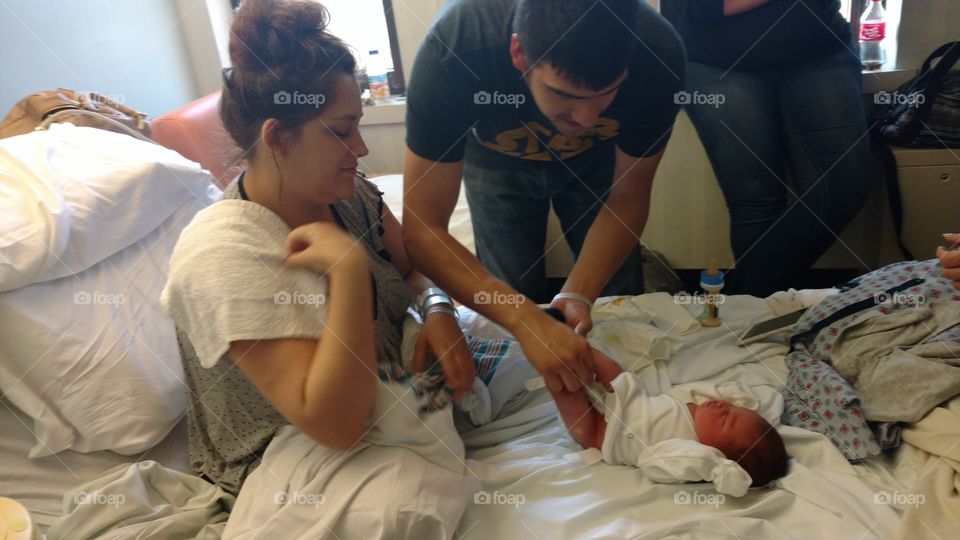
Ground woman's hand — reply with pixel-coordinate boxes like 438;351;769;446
936;233;960;290
411;311;475;402
284;222;367;274
511;307;595;392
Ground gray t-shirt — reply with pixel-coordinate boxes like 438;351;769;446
164;176;412;494
405;0;685;163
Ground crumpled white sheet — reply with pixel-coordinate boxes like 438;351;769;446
457;294;901;539
223;382;475;539
46;460;232;540
765;287;838;316
587;294;692;374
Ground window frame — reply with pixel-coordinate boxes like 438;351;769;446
228;0;406;95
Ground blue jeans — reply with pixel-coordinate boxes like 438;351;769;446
462;142;643;303
684;48;870;296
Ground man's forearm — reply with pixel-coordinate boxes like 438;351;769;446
405;222;541;332
562;194;650;300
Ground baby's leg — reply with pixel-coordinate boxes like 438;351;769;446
549;385;605;450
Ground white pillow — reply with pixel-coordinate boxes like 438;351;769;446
0;182;220;457
0;123;213;292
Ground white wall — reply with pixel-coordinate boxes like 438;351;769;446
0;0;202;117
896;0;960;70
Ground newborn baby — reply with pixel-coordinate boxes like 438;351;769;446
549;350;789;494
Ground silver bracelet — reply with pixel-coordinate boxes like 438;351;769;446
417;287;453;317
552;292;594;309
424;303;459;320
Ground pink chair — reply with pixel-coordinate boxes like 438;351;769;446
150;91;243;188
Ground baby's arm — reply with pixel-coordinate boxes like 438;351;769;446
549;347;623;449
549;384;603;449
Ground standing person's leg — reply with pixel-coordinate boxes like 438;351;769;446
773;48;871;279
684;62;791;296
551;145;645;296
462;154;551;303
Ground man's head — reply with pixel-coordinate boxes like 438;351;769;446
511;0;640;136
690;400;789;487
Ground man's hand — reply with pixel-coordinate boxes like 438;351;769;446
936;233;960;291
410;311;475;402
550;296;594;336
512;308;595;392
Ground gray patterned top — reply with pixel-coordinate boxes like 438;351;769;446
171;175;412;494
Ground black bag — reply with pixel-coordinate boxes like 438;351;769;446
871;42;960;260
874;41;960;147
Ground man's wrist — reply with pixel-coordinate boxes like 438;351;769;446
552;292;594;309
502;300;544;336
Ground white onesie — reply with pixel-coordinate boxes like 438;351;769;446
596;373;761;496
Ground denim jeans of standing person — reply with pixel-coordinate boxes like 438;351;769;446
684;47;870;297
462;141;644;304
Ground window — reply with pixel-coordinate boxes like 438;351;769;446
229;0;405;95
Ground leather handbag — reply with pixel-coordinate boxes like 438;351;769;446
0;88;151;140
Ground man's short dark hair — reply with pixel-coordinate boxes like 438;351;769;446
513;0;641;91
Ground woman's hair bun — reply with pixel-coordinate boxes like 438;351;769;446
229;0;335;73
220;0;357;154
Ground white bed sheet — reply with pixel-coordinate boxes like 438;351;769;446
0;398;189;531
456;295;910;540
1;294;922;539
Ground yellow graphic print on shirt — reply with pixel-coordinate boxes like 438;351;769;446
479;118;621;161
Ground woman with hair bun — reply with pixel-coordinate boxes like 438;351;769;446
161;0;472;535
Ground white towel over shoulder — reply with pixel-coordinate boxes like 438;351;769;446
160;199;329;368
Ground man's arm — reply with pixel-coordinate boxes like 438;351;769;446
560;147;664;301
402;148;595;391
400;149;531;327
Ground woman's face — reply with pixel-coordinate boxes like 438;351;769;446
278;73;369;206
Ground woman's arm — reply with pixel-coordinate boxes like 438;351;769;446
723;0;771;15
937;233;960;290
229;223;378;451
379;197;476;400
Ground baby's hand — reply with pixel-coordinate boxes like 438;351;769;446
591;348;622;391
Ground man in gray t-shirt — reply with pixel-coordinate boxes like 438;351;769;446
402;0;685;394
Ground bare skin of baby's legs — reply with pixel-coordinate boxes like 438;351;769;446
548;348;623;450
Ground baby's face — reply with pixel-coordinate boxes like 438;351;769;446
690;400;767;455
